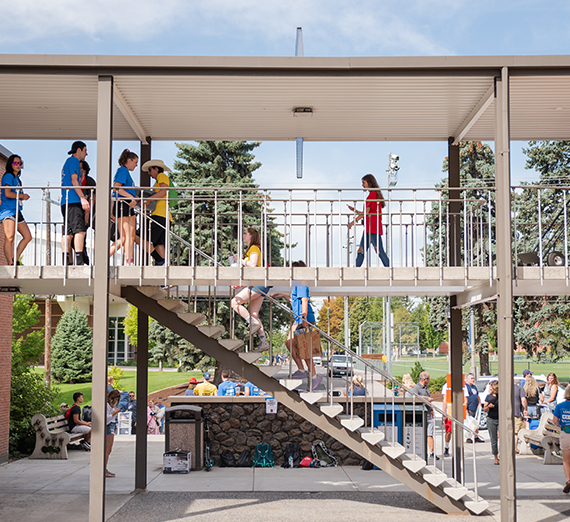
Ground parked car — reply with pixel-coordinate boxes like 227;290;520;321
328;354;353;377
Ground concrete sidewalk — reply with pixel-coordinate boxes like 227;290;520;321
1;436;570;521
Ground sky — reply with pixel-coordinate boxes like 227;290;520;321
1;0;568;219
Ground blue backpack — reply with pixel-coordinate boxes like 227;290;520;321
253;442;274;468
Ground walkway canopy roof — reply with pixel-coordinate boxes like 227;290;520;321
1;54;570;144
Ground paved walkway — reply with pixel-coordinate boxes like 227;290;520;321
1;435;570;521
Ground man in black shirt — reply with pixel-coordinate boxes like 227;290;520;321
68;392;92;451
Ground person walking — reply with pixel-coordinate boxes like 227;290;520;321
412;372;437;460
347;173;389;267
112;149;139;265
483;380;500;465
514;378;528;453
230;227;270;352
552;385;570;493
0;154;31;265
61;141;90;265
106;389;121;477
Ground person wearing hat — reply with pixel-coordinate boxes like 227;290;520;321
193;372;218;396
61;141;90;265
184;377;198;396
141;160;173;266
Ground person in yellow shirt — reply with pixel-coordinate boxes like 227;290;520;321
193;372;218;396
141;160;173;266
230;227;270;352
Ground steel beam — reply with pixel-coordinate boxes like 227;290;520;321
448;138;464;480
89;75;113;521
135;310;148;490
113;84;148;144
140;138;151;187
495;67;516;522
452;84;494;145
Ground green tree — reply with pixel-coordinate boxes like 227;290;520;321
51;308;93;383
123;304;153;349
10;295;59;456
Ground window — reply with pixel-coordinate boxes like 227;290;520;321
108;317;131;364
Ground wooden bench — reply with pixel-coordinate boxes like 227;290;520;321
518;411;562;465
30;413;87;460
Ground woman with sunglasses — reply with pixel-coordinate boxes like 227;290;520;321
0;155;32;265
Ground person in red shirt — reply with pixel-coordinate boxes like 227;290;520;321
348;174;389;267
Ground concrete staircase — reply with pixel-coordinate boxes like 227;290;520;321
123;285;489;516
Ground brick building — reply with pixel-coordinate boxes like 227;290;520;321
0;144;13;463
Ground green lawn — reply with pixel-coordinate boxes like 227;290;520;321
39;369;202;407
390;356;570;382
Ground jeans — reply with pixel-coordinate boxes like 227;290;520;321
355;232;390;267
487;417;499;456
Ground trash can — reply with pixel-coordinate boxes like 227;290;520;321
373;403;403;444
165;405;203;471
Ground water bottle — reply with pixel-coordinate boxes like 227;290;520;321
289;456;294;468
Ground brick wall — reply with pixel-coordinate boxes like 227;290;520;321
0;153;13;463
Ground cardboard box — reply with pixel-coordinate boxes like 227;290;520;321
163;451;192;474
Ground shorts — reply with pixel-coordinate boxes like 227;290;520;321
70;424;91;435
560;431;570;451
427;418;435;438
251;286;272;296
444;418;452;434
514;416;524;434
150;216;167;247
114;200;136;218
1;211;25;223
467;409;477;418
106;422;117;436
61;203;87;235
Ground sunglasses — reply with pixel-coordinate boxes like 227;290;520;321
13;161;23;166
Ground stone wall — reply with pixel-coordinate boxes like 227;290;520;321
172;397;371;466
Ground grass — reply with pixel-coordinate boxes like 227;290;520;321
389;356;570;382
37;369;202;407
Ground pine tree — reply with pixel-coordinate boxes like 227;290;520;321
51;308;93;383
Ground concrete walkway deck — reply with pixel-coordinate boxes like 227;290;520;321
1;435;570;521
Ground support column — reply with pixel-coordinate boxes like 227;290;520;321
448;138;463;479
495;67;516;521
89;75;113;522
135;310;149;490
140;138;151;187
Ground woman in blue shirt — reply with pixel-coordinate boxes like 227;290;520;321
553;385;570;493
0;155;31;265
112;149;138;265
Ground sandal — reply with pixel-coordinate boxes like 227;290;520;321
105;470;116;478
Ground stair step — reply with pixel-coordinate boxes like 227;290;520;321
320;403;344;418
299;392;323;404
443;484;469;501
358;427;385;445
379;441;405;459
197;325;225;338
259;365;281;377
158;299;186;313
422;466;447;487
400;454;426;473
138;286;168;300
463;498;489;516
337;415;364;432
218;338;244;351
239;351;263;364
279;379;303;391
177;311;206;325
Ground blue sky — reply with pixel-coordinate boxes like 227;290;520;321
1;0;567;213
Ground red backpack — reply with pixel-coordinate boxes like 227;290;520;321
65;407;72;421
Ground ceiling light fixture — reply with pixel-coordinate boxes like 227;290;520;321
293;107;313;117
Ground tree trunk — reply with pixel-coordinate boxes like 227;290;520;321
479;351;490;375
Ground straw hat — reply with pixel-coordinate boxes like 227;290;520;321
141;159;171;172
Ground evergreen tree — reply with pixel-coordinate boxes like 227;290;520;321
51;308;93;383
10;296;59;455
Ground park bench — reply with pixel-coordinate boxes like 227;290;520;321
29;413;87;460
517;411;561;465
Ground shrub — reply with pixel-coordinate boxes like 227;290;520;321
51;308;93;383
108;365;125;391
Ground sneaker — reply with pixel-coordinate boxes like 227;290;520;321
307;374;323;391
81;441;91;451
248;318;262;335
429;453;440;461
291;369;308;379
75;253;85;266
563;481;570;494
252;339;270;353
444;448;450;457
